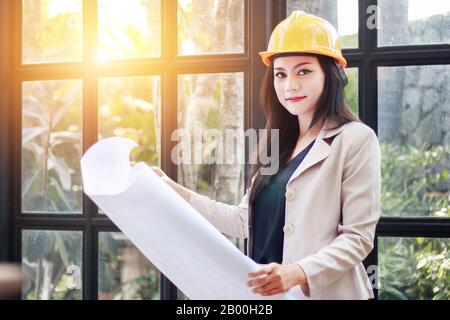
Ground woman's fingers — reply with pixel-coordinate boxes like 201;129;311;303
253;280;278;294
247;263;279;289
248;263;277;278
247;273;272;288
151;166;165;177
260;288;280;296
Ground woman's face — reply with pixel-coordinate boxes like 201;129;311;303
273;55;325;118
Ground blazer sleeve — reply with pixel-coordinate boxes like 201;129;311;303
296;126;381;297
188;189;249;239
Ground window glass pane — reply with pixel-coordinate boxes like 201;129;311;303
379;237;450;300
287;0;358;48
378;0;450;46
98;232;160;300
177;72;244;202
344;67;358;115
177;72;245;252
177;0;244;55
22;0;82;64
98;76;161;166
22;80;82;214
378;65;450;217
22;230;82;300
98;0;161;60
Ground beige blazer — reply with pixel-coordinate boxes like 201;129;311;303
188;118;381;300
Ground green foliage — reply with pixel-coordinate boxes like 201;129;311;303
99;76;160;166
98;233;159;300
22;230;82;300
379;237;450;300
38;13;82;60
381;143;450;217
379;142;450;300
23;1;82;63
121;273;160;300
344;68;358;115
341;34;358;49
22;80;82;213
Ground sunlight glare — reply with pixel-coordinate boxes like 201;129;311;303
97;0;153;60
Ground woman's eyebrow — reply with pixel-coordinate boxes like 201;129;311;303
274;62;311;71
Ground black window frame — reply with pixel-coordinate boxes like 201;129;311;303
358;0;450;299
1;0;450;300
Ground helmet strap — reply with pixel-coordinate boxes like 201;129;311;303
336;62;348;88
336;63;348;87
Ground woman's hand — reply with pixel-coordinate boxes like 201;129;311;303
247;262;307;296
151;166;172;184
151;166;191;200
130;162;192;202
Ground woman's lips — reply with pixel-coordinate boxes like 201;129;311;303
286;96;307;102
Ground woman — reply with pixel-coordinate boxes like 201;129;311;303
153;11;381;299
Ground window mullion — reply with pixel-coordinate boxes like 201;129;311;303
0;0;13;262
159;0;179;301
359;0;377;131
82;0;99;300
360;0;378;300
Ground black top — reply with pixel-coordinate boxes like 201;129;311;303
252;140;315;264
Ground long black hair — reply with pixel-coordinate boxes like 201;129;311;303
247;53;359;205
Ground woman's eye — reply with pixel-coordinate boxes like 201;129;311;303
298;69;311;75
274;70;311;78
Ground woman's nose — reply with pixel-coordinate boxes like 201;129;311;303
286;75;300;92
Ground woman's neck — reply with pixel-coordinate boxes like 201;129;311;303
297;114;325;140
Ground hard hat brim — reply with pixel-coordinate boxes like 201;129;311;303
259;50;347;69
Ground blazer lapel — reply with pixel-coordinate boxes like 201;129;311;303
287;118;346;184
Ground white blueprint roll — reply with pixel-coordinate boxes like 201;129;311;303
81;137;296;300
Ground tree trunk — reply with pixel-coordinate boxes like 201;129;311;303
287;0;338;26
40;258;53;300
179;0;219;190
213;0;244;205
378;0;409;143
180;74;218;190
120;246;147;299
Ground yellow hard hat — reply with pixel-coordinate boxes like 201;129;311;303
259;11;347;68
